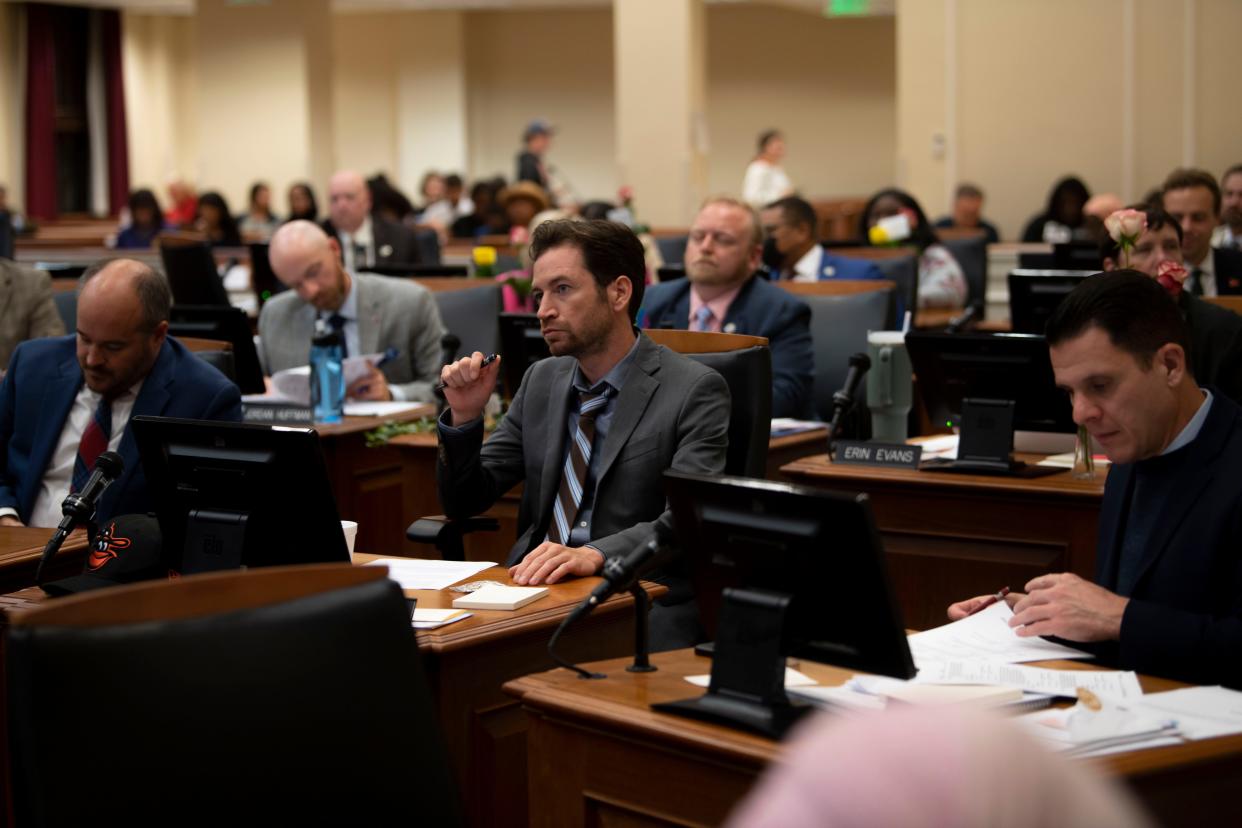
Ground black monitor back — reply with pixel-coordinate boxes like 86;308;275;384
132;416;349;575
498;312;550;399
248;242;288;307
1008;269;1093;334
666;471;915;679
906;331;1074;433
0;211;12;260
364;263;469;278
161;242;231;306
169;304;266;394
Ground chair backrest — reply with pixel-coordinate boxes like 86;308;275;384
645;329;772;478
431;280;503;362
412;227;442;265
788;289;893;421
159;241;231;306
169;304;266;394
939;233;988;306
0;211;13;260
175;336;237;381
176;336;232;353
52;290;77;332
863;254;918;320
6;564;462;825
655;234;689;266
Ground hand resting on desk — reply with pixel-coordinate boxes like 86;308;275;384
947;572;1129;642
510;541;604;585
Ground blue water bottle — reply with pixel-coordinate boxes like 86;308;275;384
310;319;344;424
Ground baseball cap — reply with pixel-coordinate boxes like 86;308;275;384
42;514;167;596
523;119;555;141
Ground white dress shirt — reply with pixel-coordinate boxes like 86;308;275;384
790;245;825;283
0;379;144;528
339;217;375;273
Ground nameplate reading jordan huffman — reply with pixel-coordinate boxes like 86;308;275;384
833;440;923;469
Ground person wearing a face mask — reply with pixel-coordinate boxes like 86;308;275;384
760;196;885;283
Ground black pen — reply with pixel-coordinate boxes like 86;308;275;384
436;353;499;390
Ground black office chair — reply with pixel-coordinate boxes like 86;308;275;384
406;330;772;560
413;227;442;265
940;234;988;307
869;254;919;320
790;288;894;422
0;211;13;260
160;241;231;306
6;564;463;826
656;234;689;266
52;290;77;333
433;282;502;362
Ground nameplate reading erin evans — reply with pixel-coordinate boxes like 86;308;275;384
242;401;314;425
833;441;923;469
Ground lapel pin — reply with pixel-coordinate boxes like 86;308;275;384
379;244;393;258
723;322;737;334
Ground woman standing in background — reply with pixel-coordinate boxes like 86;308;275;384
743;129;794;209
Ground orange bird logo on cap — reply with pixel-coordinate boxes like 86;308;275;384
87;522;132;571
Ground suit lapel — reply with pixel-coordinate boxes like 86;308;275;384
27;353;83;512
1094;463;1133;586
534;362;576;534
353;276;382;356
107;342;174;515
591;337;659;486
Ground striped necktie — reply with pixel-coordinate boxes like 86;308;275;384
72;395;113;493
548;388;610;545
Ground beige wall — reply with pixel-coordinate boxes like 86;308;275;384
706;6;896;202
465;9;617;205
0;3;23;211
123;12;197;198
897;0;1242;242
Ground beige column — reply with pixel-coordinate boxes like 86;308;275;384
193;0;333;210
0;3;25;211
894;0;949;220
396;11;468;194
614;0;708;228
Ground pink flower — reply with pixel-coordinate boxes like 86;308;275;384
1156;259;1188;298
1104;209;1147;244
617;185;634;205
509;225;530;246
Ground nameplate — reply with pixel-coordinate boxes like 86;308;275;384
833;441;922;469
242;401;314;425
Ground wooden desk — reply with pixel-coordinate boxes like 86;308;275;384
0;526;89;593
781;453;1107;630
507;649;1242;827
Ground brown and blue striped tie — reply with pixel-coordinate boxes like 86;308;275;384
548;389;609;544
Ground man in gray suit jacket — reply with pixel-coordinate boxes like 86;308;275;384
438;219;731;649
259;221;445;401
1;260;65;370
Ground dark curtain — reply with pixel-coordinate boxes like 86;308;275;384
101;9;129;215
24;3;58;221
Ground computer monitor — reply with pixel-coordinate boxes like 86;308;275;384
248;243;288;308
131;416;350;575
1008;269;1093;334
168;305;266;395
363;263;469;278
497;312;549;399
160;242;232;306
905;331;1074;434
655;471;915;738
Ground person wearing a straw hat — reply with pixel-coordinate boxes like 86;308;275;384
498;181;552;234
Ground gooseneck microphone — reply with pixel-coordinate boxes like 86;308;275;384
827;352;872;446
944;300;984;335
35;451;124;585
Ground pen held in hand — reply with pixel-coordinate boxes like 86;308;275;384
436;353;500;391
967;586;1011;617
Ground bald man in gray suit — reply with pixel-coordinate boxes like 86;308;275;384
258;221;445;402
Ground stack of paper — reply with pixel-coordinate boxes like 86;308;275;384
912;660;1144;699
907;601;1093;666
451;584;548;611
364;558;495;591
412;608;472;630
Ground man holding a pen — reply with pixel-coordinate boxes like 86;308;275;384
948;271;1242;687
258;220;446;402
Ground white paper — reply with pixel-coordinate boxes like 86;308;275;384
364;558;495;591
789;684;887;711
908;601;1093;665
770;418;825;436
1134;686;1242;740
343;401;428;418
1016;704;1181;757
918;434;959;459
914;660;1143;699
684;668;818;689
270;353;390;403
411;608;472;629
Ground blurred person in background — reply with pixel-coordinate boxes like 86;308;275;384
934;183;1001;243
452;178;507;239
165;179;198;229
1022;175;1092;243
417;171;445;212
1214;164;1242;251
287;182;319;223
367;174;416;225
420;174;474;231
114;189;168;249
323;170;420;269
742;130;794;210
1;260;64;370
861;188;968;308
1161;167;1242;295
0;183;26;234
238;181;280;240
195;192;242;248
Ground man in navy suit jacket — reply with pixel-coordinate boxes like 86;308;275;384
0;259;241;528
760;196;886;283
948;272;1242;686
640;197;814;419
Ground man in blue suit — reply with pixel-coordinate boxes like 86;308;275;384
0;259;242;528
760;196;885;283
641;197;814;419
949;271;1242;687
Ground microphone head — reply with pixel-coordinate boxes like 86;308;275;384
95;451;124;479
848;352;872;371
441;333;461;350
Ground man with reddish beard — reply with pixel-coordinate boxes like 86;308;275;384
437;219;730;649
948;271;1242;687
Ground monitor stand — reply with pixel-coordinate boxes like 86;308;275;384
183;509;248;574
653;587;811;740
